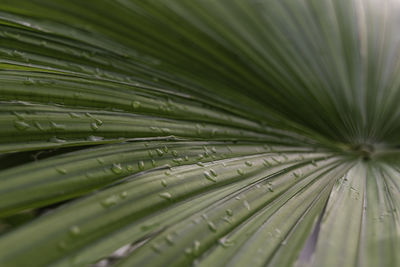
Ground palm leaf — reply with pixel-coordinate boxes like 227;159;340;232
0;0;399;266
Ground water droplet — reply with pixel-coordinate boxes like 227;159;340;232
275;228;281;236
159;192;172;200
172;150;178;157
245;161;253;167
148;150;155;158
126;165;134;172
97;158;105;164
164;170;171;176
219;237;234;248
162;146;168;153
226;209;233;216
101;195;118;207
49;137;66;143
95;119;103;126
73;92;83;99
111;163;123;174
32;121;44;131
87;135;104;141
85;112;94;118
132;101;141;109
172;158;184;164
165;234;174;245
138;161;145;170
12;50;23;58
120;191;128;198
272;157;280;164
184;156;189;161
207;221;217;232
39;40;47;47
193;240;201;255
69;112;81;118
156;149;164;156
267;185;274;192
197;162;205;167
237;169;244;176
293;171;300;178
211;147;217;153
58;241;67;250
90;122;99;131
243;200;251;210
69;225;80;236
263;159;270;167
201;214;208;220
161;179;167;187
204;171;216;182
81;51;90;59
210;169;217;177
50;122;66;131
56;168;67;174
311;160;318;167
23;78;35;85
12;111;25;120
184;247;193;255
14;120;30;130
167;98;174;107
151;159;156;166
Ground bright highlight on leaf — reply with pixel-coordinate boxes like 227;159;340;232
0;0;400;266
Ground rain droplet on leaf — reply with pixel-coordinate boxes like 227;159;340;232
159;192;172;200
245;161;253;167
138;161;145;170
69;226;80;236
132;101;141;109
207;221;217;232
111;163;123;174
14;120;30;130
204;171;216;182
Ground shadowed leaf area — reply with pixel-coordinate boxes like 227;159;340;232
1;0;400;266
